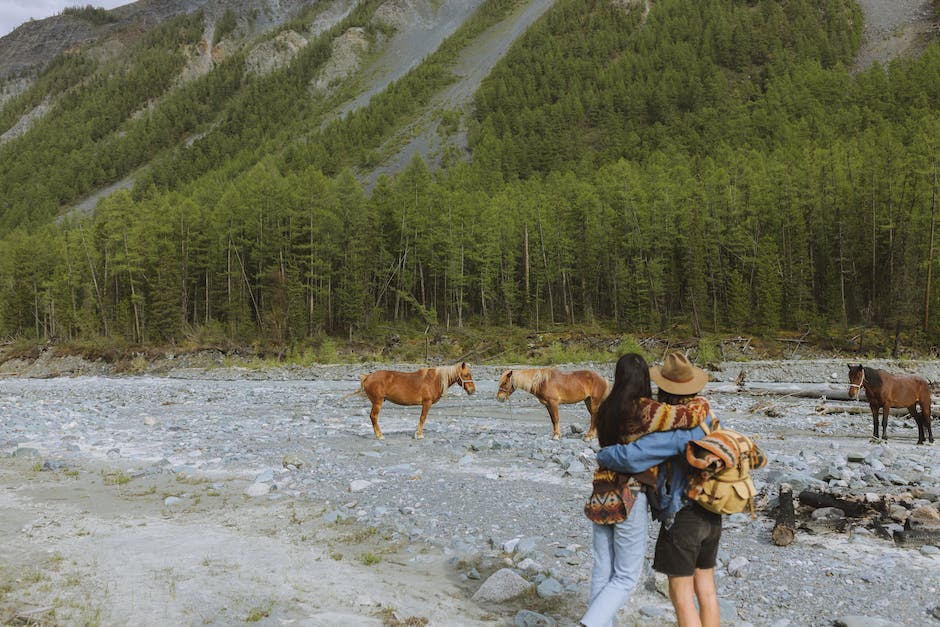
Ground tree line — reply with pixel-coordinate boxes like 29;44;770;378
0;0;939;348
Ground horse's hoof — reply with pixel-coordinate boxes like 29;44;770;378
376;434;384;440
551;434;561;441
414;433;424;440
583;433;596;441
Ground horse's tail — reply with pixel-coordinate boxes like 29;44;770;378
340;374;369;402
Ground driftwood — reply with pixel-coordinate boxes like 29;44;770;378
708;382;859;399
797;491;868;517
814;403;940;418
772;484;796;546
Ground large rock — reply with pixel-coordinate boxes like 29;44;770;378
472;568;532;603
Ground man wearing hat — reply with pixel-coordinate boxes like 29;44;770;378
596;352;720;627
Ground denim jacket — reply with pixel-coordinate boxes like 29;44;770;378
595;415;713;528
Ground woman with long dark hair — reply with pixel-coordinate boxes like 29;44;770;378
581;353;709;627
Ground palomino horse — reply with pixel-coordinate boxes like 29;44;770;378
353;362;475;440
848;364;934;444
496;368;610;439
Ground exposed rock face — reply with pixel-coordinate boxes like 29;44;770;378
373;0;437;31
245;29;309;77
0;0;210;81
311;27;369;93
0;100;50;144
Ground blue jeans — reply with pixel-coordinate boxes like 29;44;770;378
581;491;648;627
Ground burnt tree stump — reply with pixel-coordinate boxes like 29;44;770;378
772;484;796;546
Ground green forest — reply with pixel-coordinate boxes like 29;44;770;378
1;0;939;355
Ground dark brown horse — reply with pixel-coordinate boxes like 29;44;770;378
848;364;934;444
496;368;610;439
351;363;475;440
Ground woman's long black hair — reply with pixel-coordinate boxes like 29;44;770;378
595;353;652;447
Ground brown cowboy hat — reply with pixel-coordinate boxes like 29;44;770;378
650;352;708;395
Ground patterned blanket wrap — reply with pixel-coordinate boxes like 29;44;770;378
686;425;768;517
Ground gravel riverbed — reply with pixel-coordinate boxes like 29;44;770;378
1;360;939;626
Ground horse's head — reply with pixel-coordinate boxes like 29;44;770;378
848;363;865;399
496;369;515;401
458;361;476;395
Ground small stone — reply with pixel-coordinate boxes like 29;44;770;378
323;509;347;523
13;447;40;458
143;415;157;426
811;507;845;521
244;483;270;497
164;496;182;506
514;609;556;627
727;556;749;577
467;568;481;580
349;479;371;492
472;568;532;603
639;606;666;617
833;616;903;627
919;545;939;556
515;536;541;556
536;577;563;598
254;469;275;483
503;538;521;554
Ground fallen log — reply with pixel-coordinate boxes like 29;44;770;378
772;484;796;546
708;382;860;399
814;403;940;418
797;491;868;517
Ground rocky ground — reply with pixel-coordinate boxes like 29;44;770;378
1;358;939;626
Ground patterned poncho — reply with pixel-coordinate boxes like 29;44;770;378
585;396;710;524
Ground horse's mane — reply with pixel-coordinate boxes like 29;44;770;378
863;366;882;389
511;368;553;393
434;364;461;396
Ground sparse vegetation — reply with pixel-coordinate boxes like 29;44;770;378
61;5;118;26
101;470;131;485
245;601;273;622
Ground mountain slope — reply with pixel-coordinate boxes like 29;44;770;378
0;0;939;350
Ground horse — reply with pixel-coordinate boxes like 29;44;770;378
350;362;476;440
496;368;610;440
847;364;934;444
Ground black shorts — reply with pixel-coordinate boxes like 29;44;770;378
653;503;722;577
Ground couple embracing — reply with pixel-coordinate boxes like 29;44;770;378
581;352;720;627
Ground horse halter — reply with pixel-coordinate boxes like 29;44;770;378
849;370;865;395
497;379;514;397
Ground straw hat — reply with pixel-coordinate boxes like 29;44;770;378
650;352;708;395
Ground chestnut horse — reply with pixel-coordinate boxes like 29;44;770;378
848;364;934;444
496;368;610;439
352;362;476;440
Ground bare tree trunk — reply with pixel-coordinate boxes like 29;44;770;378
925;163;937;333
80;227;108;337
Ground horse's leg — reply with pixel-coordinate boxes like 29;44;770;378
414;400;432;440
547;401;561;440
923;395;935;444
583;397;597;439
910;404;925;445
369;398;385;440
881;405;890;442
870;404;880;440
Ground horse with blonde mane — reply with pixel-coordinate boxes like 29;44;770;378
496;368;610;439
351;362;476;440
